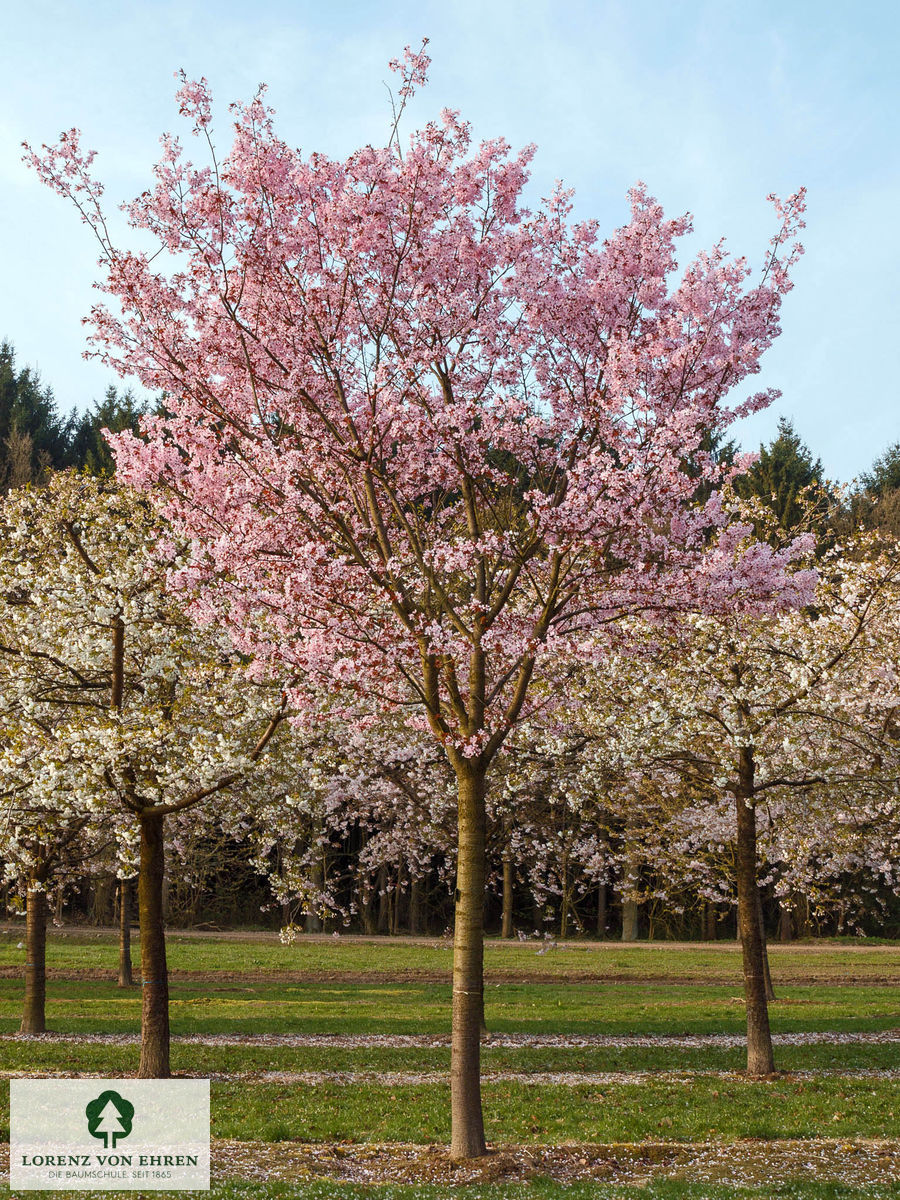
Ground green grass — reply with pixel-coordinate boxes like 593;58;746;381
0;933;897;1197
2;1036;898;1075
213;1076;900;1142
0;978;897;1036
0;1074;896;1143
1;928;898;982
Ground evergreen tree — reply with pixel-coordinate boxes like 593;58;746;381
68;385;148;475
846;442;900;536
736;417;824;531
859;442;900;498
0;341;73;490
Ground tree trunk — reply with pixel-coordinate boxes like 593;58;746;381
305;834;324;933
408;877;423;935
138;809;170;1078
501;852;514;939
621;897;639;942
21;867;48;1034
756;888;776;1002
798;894;813;938
777;902;794;943
450;767;487;1159
361;877;378;935
390;871;402;936
118;878;134;988
559;854;570;938
376;864;390;934
735;750;775;1076
596;882;607;938
704;902;717;941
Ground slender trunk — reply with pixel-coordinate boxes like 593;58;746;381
409;877;422;935
735;749;775;1075
361;876;378;936
305;834;324;933
377;864;390;934
798;894;812;938
756;888;776;1001
596;882;607;938
501;852;514;939
118;878;134;988
390;870;401;936
21;866;48;1034
450;766;487;1159
559;853;570;939
138;809;170;1078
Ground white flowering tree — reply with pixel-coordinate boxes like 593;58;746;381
0;473;288;1072
580;527;900;1074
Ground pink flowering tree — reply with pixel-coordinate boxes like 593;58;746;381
28;44;809;1156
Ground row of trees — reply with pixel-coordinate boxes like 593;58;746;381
3;472;898;1088
12;42;899;1158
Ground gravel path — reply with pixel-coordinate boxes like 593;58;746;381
4;1029;899;1048
4;1067;900;1085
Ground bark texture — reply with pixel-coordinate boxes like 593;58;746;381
596;883;607;938
138;809;170;1078
756;888;776;1001
501;852;514;939
21;867;48;1034
450;767;487;1159
118;877;134;988
735;747;776;1075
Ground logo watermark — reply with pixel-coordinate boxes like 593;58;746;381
10;1079;209;1190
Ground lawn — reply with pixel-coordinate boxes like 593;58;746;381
2;927;898;982
0;931;897;1197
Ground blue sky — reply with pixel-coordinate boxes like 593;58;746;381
2;0;897;480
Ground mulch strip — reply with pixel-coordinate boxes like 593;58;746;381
4;1029;899;1048
212;1138;900;1186
3;1139;896;1187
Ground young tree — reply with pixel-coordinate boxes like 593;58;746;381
0;473;287;1073
0;814;106;1033
585;523;900;1073
29;47;809;1155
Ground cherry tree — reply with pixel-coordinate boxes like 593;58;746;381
0;473;287;1073
582;524;900;1073
0;807;108;1033
29;45;809;1155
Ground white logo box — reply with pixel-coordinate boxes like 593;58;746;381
10;1079;210;1191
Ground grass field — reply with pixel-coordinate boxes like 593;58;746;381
0;930;898;1198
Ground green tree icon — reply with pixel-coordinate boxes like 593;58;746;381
85;1090;134;1149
